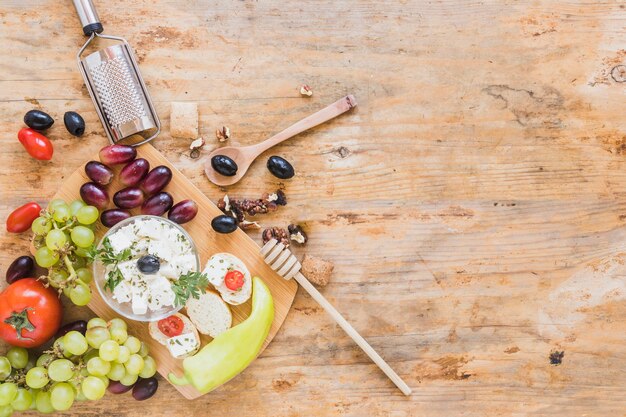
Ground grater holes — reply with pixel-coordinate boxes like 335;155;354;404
90;56;147;127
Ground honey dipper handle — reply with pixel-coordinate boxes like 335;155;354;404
293;272;412;396
251;95;357;155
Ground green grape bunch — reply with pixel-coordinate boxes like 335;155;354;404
0;317;158;415
31;199;100;306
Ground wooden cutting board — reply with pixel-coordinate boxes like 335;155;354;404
49;144;298;399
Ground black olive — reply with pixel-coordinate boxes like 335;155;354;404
24;110;54;130
137;255;160;274
211;155;238;177
64;111;86;137
267;156;295;179
211;215;238;234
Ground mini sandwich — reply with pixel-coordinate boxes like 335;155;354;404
202;253;252;305
149;313;200;359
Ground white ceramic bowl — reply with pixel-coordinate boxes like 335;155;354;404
92;215;200;322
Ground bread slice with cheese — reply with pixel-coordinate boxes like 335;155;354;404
148;313;200;359
185;290;233;338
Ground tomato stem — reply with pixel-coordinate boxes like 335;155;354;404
4;308;35;341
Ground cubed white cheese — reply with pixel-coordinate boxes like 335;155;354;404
146;275;175;310
131;282;149;315
166;333;199;359
174;254;197;275
159;262;179;279
107;227;134;254
203;255;231;287
117;260;140;281
135;219;166;239
148;239;175;262
112;279;132;303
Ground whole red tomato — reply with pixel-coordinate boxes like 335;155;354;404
6;202;41;233
18;128;53;160
0;278;62;347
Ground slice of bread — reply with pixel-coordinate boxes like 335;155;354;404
185;290;233;338
149;312;200;358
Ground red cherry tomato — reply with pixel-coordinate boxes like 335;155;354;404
6;202;41;233
0;278;62;348
157;315;184;337
224;270;245;291
18;128;53;160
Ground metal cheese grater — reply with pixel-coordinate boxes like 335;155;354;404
73;0;160;146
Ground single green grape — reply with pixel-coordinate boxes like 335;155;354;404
45;229;67;251
47;270;68;289
69;200;86;216
10;387;32;411
123;336;141;354
87;318;107;329
99;341;120;362
75;268;92;284
7;347;28;370
69;282;91;306
31;217;52;235
48;359;74;382
52;205;71;223
63;331;88;356
108;318;127;331
81;376;106;401
138;342;149;358
139;356;157;379
0;405;11;417
106;363;125;381
116;346;130;364
72;256;86;269
70;226;94;248
75;206;99;225
124;354;144;376
0;383;18;406
35;247;59;268
74;246;92;258
110;327;128;344
85;327;110;349
96;375;109;388
48;199;65;210
35;353;52;368
52;339;73;359
0;358;11;381
86;357;110;377
119;372;138;387
25;367;49;389
50;382;74;411
35;390;54;414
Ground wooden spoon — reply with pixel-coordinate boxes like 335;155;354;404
260;239;413;396
204;95;357;186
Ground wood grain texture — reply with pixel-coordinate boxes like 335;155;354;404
48;144;297;399
1;0;626;415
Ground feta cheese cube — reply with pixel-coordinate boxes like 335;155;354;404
148;239;174;262
117;260;140;281
112;279;132;303
146;275;175;310
107;227;134;254
166;333;199;358
136;219;166;239
131;282;149;315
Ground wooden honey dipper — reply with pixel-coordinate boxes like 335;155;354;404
260;239;412;396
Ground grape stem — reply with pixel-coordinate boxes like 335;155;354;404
50;216;78;285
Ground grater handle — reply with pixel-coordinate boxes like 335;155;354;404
73;0;104;36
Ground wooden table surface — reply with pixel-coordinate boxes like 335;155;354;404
1;1;626;416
